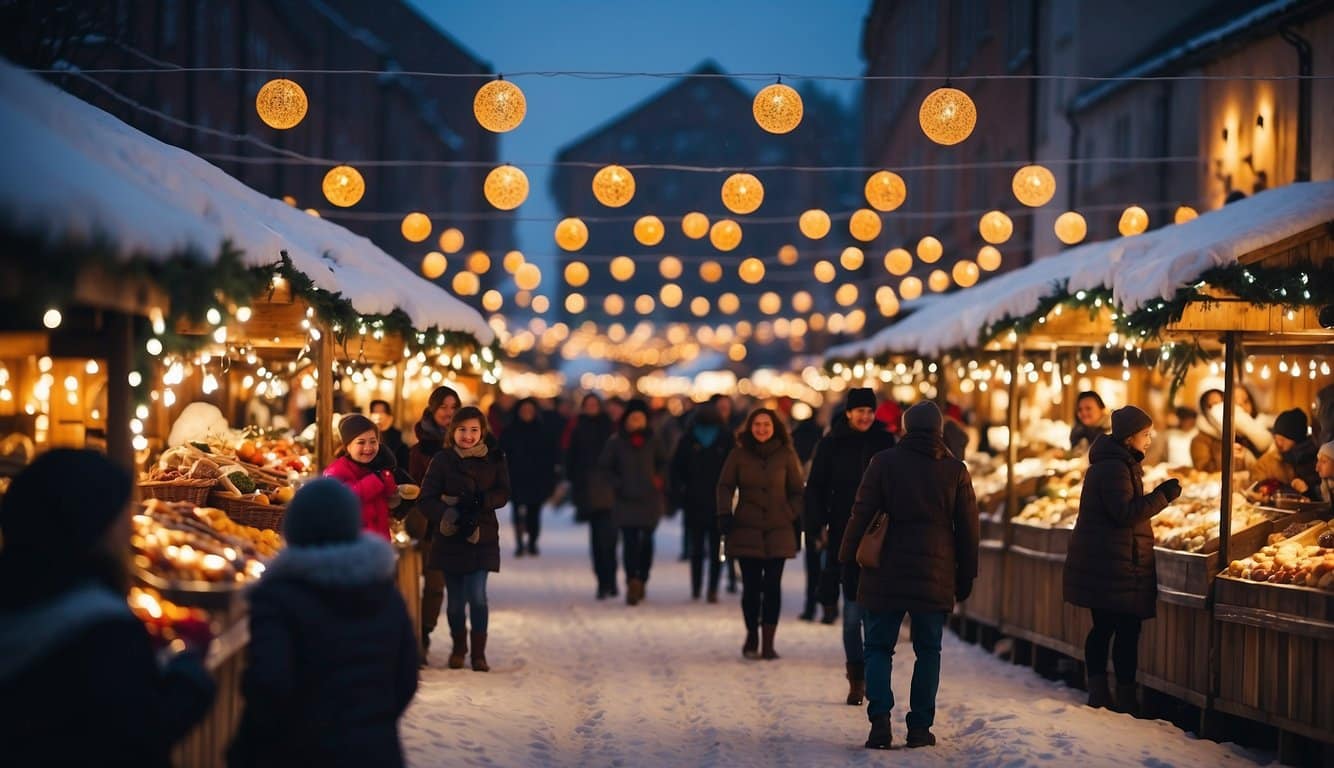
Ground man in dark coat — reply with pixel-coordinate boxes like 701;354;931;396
839;402;979;750
669;402;734;602
567;393;618;598
804;387;895;705
501;397;559;557
1064;406;1180;714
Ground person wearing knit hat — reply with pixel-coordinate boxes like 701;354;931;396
1110;405;1154;443
903;400;943;434
602;397;668;606
845;387;877;413
230;480;418;765
324;412;399;539
1253;408;1322;500
0;451;216;766
1316;441;1334;503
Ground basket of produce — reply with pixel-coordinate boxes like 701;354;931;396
139;450;225;505
207;491;287;531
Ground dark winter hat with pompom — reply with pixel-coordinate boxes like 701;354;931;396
846;388;877;412
903;401;943;434
283;478;362;546
1272;409;1308;442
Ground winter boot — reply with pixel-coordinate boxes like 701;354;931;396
706;590;719;604
447;631;468;670
864;715;891;750
905;727;936;748
627;578;645;606
742;627;760;659
761;624;780;660
470;631;489;672
798;597;816;622
846;662;866;706
527;539;539;557
820;602;840;625
1085;674;1112;709
1113;682;1140;717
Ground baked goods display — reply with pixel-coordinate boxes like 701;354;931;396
131;499;278;585
1150;496;1267;553
1225;519;1334;590
128;586;212;650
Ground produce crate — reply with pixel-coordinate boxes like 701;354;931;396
1155;519;1271;599
1001;541;1080;657
207;492;286;531
1137;599;1211;705
1009;521;1072;555
138;478;215;506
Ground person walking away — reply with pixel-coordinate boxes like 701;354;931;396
228;479;418;767
407;386;460;661
717;408;805;660
1069;391;1111;454
568;393;619;599
0;450;215;767
370;399;409;470
804;388;895;704
839;401;979;750
670;402;734;602
598;398;667;605
324;414;399;540
501;397;559;557
419;407;510;671
1252;409;1322;500
1064;406;1180;715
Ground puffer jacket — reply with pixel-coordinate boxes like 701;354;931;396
669;424;734;529
1063;434;1171;618
716;436;805;559
598;429;668;529
324;454;397;540
419;440;510;574
804;419;895;598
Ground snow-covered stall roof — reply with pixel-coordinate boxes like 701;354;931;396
0;60;492;344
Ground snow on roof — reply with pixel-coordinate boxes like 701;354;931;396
0;60;492;343
830;181;1334;361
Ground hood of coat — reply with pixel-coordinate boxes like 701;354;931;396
1088;432;1144;466
261;532;396;589
1198;403;1274;454
897;429;950;460
0;583;132;682
415;417;446;450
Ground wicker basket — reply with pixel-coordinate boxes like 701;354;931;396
139;478;216;506
206;491;287;531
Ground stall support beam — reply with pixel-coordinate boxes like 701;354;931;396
105;311;133;471
1218;332;1238;569
315;323;335;472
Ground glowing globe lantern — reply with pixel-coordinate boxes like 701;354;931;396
474;79;526;132
739;257;766;284
813;260;836;283
928;269;950;292
564;261;589;287
610;256;636;282
759;292;782;315
840;246;865;271
1012;165;1056;207
752;83;803;134
691;297;711;317
792;291;813;313
799;209;831;240
482;290;503;312
835;283;859;306
1119;206;1149;236
466;251;491;273
917;236;943;264
978;210;1013;245
977;245;1003;272
634;295;655;315
401;212;432;243
484;165;529;210
659;256;683;279
865;171;907;212
1174;205;1199;224
699;261;723;283
555;218;589;251
452;271;480;296
849;209;882;242
918;87;976;146
718;293;741;315
503;250;525;274
884;247;912;276
322;165;364;207
255;78;307;129
438;227;464;253
721;173;764;215
660;283;684;308
421;252;447;279
710;219;742;251
603;295;624;316
952;259;980;287
565;293;586;314
681;212;709;239
1054;211;1087;245
593;165;636;208
634;215;665;246
777;244;798;265
900;276;923;300
515;263;542;291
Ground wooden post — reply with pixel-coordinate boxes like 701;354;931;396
392;361;405;433
315;323;335;472
105;311;133;471
998;343;1023;630
1218;332;1237;569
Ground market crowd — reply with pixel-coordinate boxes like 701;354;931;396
3;381;1332;762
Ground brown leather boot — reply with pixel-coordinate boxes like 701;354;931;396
846;662;866;705
447;631;468;669
742;627;760;659
761;624;780;660
470;631;489;672
627;578;645;606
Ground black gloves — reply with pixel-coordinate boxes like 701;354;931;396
368;445;397;473
1155;478;1183;502
955;579;974;603
456;514;479;541
718;515;734;535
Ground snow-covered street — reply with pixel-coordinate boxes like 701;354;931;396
402;509;1275;767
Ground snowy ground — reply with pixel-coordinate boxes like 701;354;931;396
402;508;1275;767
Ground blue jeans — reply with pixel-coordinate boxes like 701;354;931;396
843;598;866;665
864;609;946;727
444;570;489;635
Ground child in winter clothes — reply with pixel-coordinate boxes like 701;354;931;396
418;406;511;671
324;413;399;539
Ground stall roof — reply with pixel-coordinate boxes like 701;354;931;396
0;60;492;343
829;181;1334;361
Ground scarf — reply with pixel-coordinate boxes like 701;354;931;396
692;424;720;448
454;442;490;459
628;431;648;448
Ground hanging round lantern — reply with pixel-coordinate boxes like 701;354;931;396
281;195;297;206
752;82;803;134
681;211;710;239
813;260;836;283
421;252;447;279
1119;205;1149;236
840;246;865;271
928;269;950;292
483;165;529;210
502;250;525;274
799;209;831;240
721;173;764;215
865;171;907;212
482;290;503;312
917;236;943;264
634;215;664;246
690;297;711;317
977;245;1003;272
514;291;532;309
1012;165;1056;207
875;285;896;305
565;293;586;314
554;217;589;251
515;263;542;291
1054;211;1087;245
759;292;782;315
593;165;636;208
792;291;813;313
918;86;977;146
849;209;882;242
718;293;741;315
777;244;799;266
879;294;901;318
634;295;656;315
952;260;980;288
305;208;321;217
900;276;923;300
255;78;307;130
978;210;1013;244
452;271;480;296
835;283;859;307
739;257;766;284
564;261;589;287
438;227;464;254
531;295;550;314
401;212;432;243
610;256;636;282
660;283;684;308
659;255;683;279
603;295;624;316
473;79;526;133
884;247;913;276
1174;205;1198;224
322;165;365;207
710;219;742;251
466;250;491;273
699;260;723;283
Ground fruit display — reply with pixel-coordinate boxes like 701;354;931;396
131;499;276;584
1151;496;1266;553
147;450;222;483
1014;495;1081;528
160;443;297;504
234;426;313;477
1226;520;1334;590
128;586;212;651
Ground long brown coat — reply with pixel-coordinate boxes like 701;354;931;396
1063;434;1170;618
716;436;804;559
598;430;668;529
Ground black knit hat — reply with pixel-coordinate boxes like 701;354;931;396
903;401;943;433
1;449;131;558
1111;405;1153;442
846;387;877;411
283;478;363;546
338;413;377;448
1272;409;1308;442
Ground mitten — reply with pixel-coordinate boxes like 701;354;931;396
1155;478;1183;502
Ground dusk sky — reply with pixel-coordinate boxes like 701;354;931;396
407;0;870;273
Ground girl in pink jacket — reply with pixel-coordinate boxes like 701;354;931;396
323;413;398;539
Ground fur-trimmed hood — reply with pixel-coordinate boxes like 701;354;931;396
261;532;397;588
1198;402;1273;454
0;583;132;682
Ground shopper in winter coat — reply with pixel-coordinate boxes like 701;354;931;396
228;479;418;767
370;399;410;470
670;402;734;602
568;393;619;598
838;401;979;750
1316;441;1334;503
1191;387;1271;472
717;408;805;660
599;398;668;605
0;450;215;767
406;386;460;658
1064;406;1181;715
1252;408;1322;500
324;413;398;539
804;388;896;704
1069;391;1111;454
501;397;559;557
419;406;511;671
